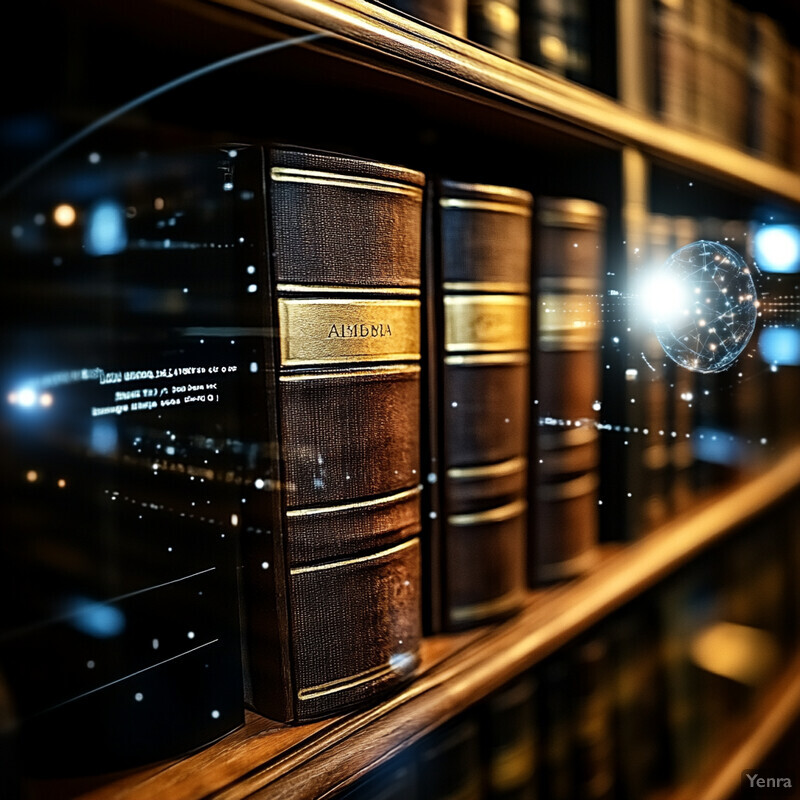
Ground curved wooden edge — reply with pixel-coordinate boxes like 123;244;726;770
188;0;800;204
37;442;797;800
661;650;800;800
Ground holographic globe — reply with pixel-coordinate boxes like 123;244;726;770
646;240;758;373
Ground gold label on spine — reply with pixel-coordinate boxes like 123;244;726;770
444;295;530;353
538;291;601;351
278;298;420;366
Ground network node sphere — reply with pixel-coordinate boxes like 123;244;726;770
650;240;758;373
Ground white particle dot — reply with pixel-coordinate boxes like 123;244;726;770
87;660;95;669
429;511;438;520
261;561;270;570
427;472;437;483
451;401;458;408
152;639;159;650
187;631;195;640
211;709;221;719
135;692;144;702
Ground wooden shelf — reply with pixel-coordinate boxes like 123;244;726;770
25;441;800;800
175;0;800;205
661;649;800;800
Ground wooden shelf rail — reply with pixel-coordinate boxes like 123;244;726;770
26;441;800;800
189;0;800;205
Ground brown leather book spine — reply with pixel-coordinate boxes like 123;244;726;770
240;146;425;722
418;713;484;800
382;0;468;37
426;179;532;632
483;675;538;800
531;197;605;584
652;0;696;131
468;0;521;58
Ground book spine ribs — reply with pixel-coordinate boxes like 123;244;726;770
245;148;426;721
433;180;533;631
532;197;606;583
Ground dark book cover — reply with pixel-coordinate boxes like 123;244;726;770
468;0;521;58
530;197;605;583
382;0;469;37
482;675;537;800
237;145;426;722
418;713;484;800
424;179;532;631
519;0;592;85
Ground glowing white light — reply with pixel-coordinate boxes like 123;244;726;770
17;387;36;407
753;225;800;273
640;271;688;323
53;204;76;227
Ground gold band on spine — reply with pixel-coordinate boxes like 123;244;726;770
286;486;421;517
448;456;527;480
279;364;420;382
537;472;599;502
297;655;416;700
449;589;525;624
538;292;601;351
271;167;423;199
539;425;598;449
440;198;532;216
277;283;420;296
537;198;606;229
444;295;530;353
444;353;529;366
443;281;529;294
448;498;527;527
278;298;420;366
290;537;418;574
539;276;601;293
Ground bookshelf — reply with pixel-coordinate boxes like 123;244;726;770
4;0;800;797
23;442;800;800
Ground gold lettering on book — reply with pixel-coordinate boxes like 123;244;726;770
278;298;420;366
444;295;529;353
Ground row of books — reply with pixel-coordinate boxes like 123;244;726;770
381;0;609;92
378;0;800;171
607;209;800;542
339;500;800;799
0;143;608;781
4;140;797;785
653;0;800;170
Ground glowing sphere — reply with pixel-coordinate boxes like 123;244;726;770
648;240;758;373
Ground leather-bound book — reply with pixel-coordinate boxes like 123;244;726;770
237;145;425;722
652;0;695;132
425;179;532;632
382;0;468;37
418;713;483;800
639;213;676;532
482;675;537;800
531;197;605;584
468;0;521;58
519;0;592;85
668;216;699;513
748;12;792;165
